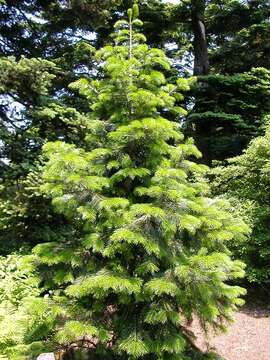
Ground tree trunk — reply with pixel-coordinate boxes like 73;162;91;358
191;0;209;75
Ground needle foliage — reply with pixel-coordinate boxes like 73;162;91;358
4;4;249;360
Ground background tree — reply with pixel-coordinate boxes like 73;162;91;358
207;0;270;74
186;68;270;163
191;0;209;75
184;0;270;163
211;116;270;285
0;55;93;253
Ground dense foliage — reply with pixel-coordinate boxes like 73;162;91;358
187;68;270;163
212;118;270;284
0;254;44;359
19;6;248;359
0;0;270;359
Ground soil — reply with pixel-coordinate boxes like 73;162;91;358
191;302;270;360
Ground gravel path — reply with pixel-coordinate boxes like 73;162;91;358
191;306;270;360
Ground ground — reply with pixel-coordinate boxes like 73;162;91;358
191;292;270;360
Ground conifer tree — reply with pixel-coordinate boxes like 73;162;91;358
30;3;248;359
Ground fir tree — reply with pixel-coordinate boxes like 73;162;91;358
26;3;248;359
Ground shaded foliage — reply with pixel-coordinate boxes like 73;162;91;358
187;68;270;163
211;117;270;284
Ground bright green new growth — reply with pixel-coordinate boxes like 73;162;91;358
30;4;248;359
